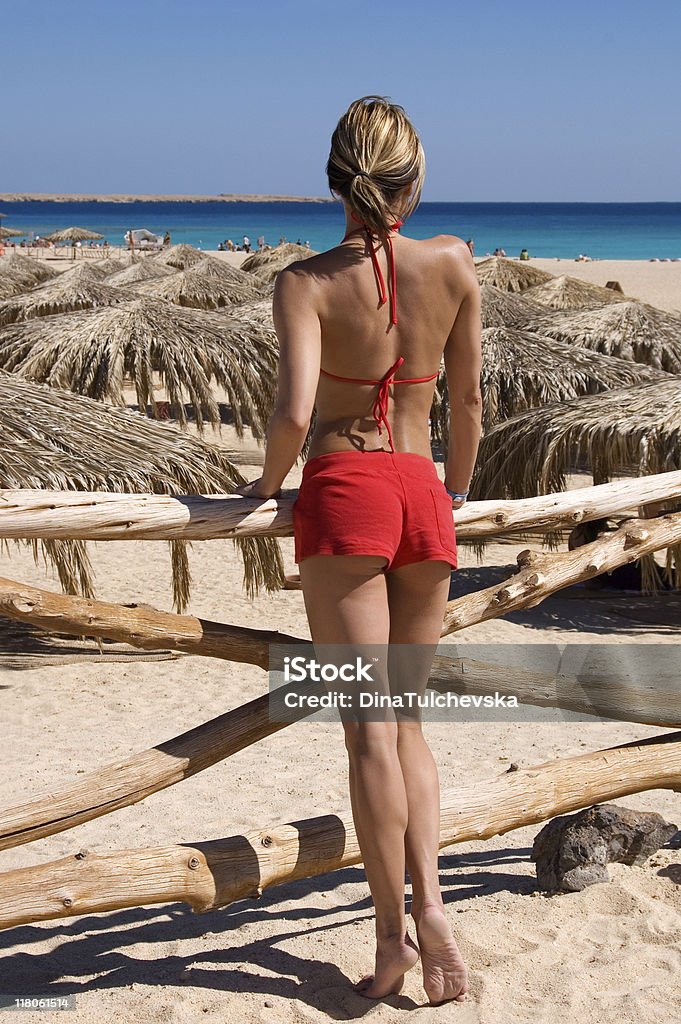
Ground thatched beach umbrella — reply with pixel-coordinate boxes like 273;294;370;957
431;325;666;440
523;275;628;309
241;243;316;283
153;243;207;270
0;298;279;434
469;378;681;591
46;227;105;243
106;259;178;287
130;258;264;310
45;226;105;259
86;257;129;277
0;226;25;240
516;302;681;373
471;377;681;499
0;252;59;285
483;326;665;427
480;283;545;328
475;256;554;293
0;264;131;326
0;371;284;610
0;253;59;299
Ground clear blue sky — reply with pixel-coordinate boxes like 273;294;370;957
4;0;680;200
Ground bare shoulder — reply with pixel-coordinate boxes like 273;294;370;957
420;234;478;290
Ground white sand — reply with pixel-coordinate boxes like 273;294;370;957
0;256;679;1022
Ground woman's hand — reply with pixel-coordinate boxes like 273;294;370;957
233;478;281;500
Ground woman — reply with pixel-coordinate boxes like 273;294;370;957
236;96;482;1004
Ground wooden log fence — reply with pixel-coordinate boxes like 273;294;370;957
0;731;679;931
0;508;679;854
0;471;679;935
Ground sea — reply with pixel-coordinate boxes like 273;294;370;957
2;200;681;260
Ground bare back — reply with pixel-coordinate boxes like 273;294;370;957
277;232;478;459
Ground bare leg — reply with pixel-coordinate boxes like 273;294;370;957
386;561;469;1003
299;554;418;997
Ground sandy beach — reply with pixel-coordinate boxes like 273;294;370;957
0;255;679;1024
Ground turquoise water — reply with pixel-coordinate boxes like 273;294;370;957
2;200;681;259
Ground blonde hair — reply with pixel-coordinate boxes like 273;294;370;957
326;95;425;238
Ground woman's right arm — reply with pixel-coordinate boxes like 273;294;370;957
443;244;483;501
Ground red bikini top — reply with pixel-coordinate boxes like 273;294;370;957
319;216;439;453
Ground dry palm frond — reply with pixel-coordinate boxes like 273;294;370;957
153;243;208;269
475;256;555;293
469;377;681;590
0;371;285;610
516;301;681;373
106;259;178;286
130;258;264;309
431;326;665;441
523;275;629;309
0;298;279;435
0;272;31;300
241;243;316;283
480;284;545;328
0;265;131;326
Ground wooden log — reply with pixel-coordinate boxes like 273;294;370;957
428;652;681;730
0;577;301;669
0;732;678;931
0;470;679;541
441;511;681;634
0;680;322;852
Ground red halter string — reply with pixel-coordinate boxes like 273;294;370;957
343;214;403;326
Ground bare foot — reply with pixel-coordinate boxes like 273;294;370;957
354;932;420;999
413;905;469;1004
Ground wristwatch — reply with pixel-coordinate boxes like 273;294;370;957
446;487;469;502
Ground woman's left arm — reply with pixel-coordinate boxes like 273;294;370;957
235;265;321;499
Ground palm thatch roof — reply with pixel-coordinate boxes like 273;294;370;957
153;243;208;269
130;258;264;310
523;274;629;309
87;257;129;276
106;259;178;286
0;252;59;285
431;326;666;441
0;371;284;610
0;226;25;239
515;301;681;373
0;265;131;326
483;326;665;426
480;283;545;328
45;227;104;243
0;298;279;434
475;256;555;293
241;243;316;283
469;378;681;590
0;272;30;300
472;377;681;499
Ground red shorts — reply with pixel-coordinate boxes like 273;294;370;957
293;450;457;572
